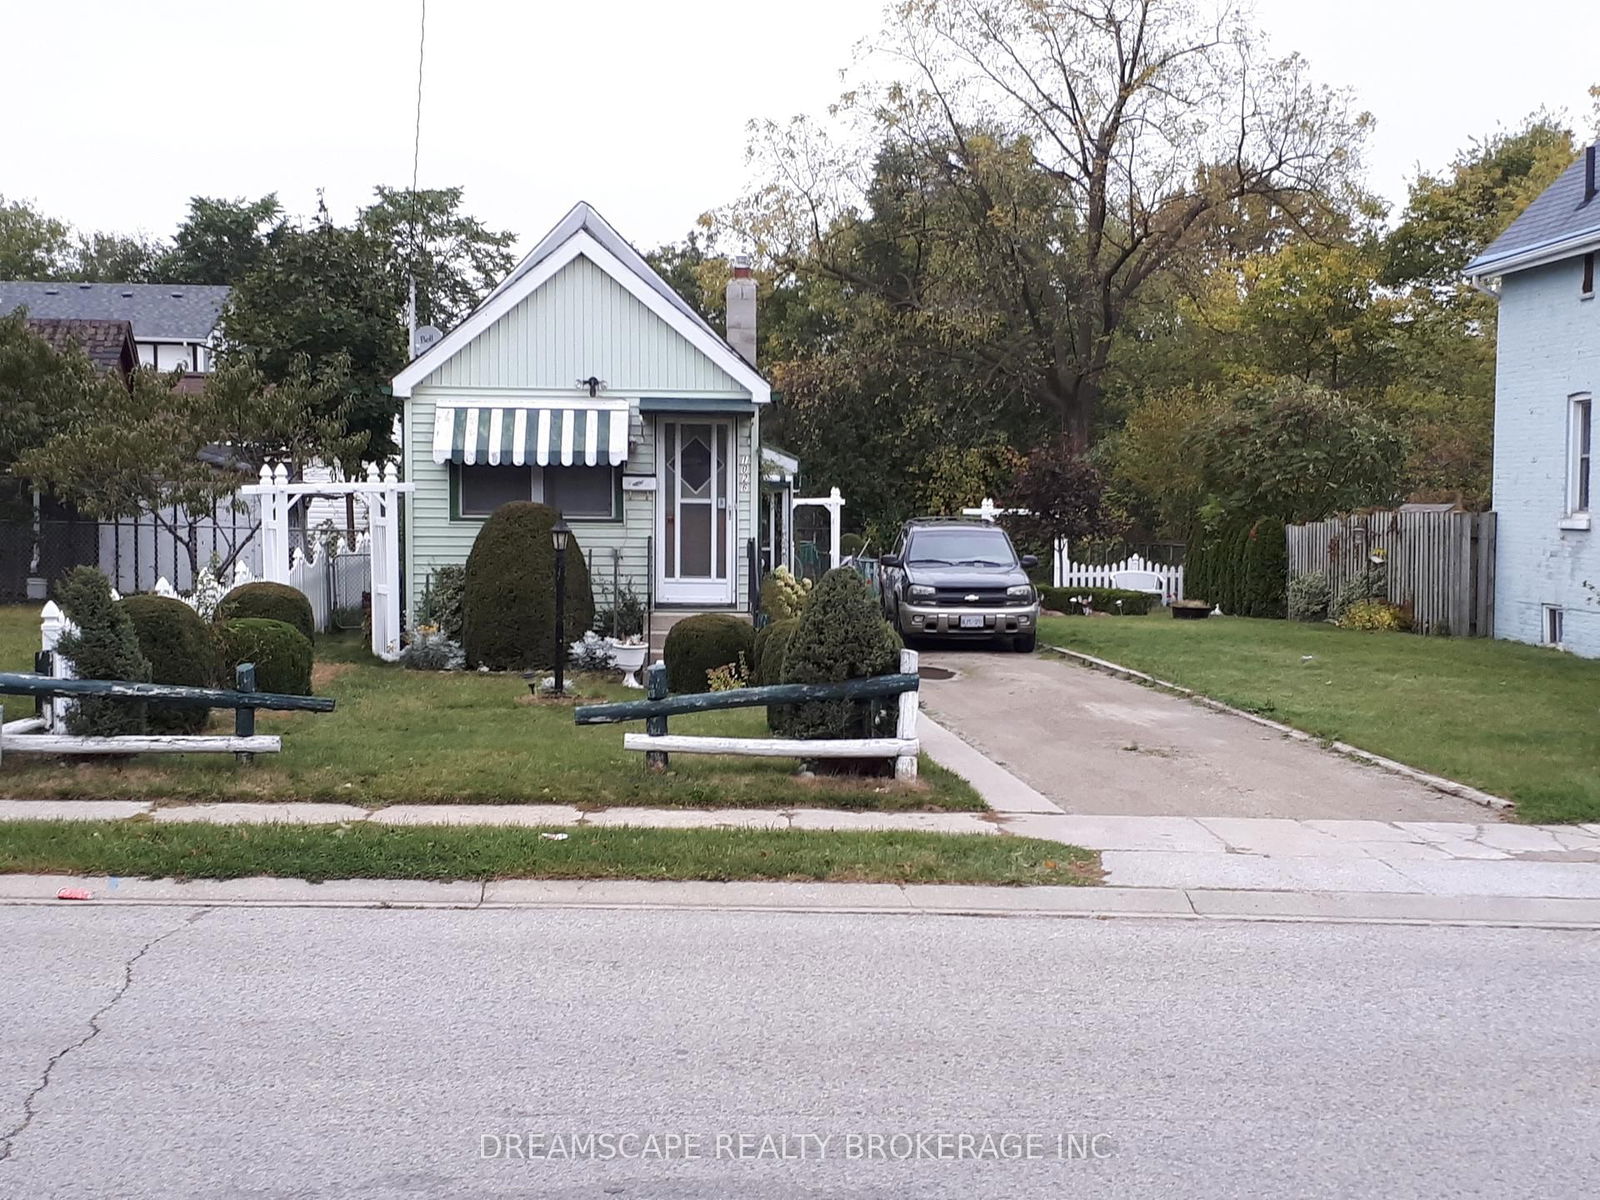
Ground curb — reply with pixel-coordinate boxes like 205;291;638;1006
2;875;1597;928
1044;644;1515;814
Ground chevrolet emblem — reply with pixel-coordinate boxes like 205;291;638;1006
964;593;980;602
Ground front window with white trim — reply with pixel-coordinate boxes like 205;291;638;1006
456;463;619;519
1570;394;1593;516
1543;605;1565;648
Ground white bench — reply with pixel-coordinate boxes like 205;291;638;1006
1111;570;1167;604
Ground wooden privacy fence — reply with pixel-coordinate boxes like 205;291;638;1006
1285;510;1497;636
0;665;335;763
576;650;922;781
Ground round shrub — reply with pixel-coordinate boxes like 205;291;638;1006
778;567;901;740
839;532;865;558
462;502;595;670
55;566;151;736
663;614;755;694
121;594;220;733
217;581;315;643
218;618;314;697
1338;599;1407;632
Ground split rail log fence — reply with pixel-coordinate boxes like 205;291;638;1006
0;665;335;763
576;649;922;781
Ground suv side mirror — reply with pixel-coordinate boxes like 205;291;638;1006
880;553;903;568
1020;554;1040;569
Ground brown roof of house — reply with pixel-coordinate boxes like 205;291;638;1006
26;317;139;376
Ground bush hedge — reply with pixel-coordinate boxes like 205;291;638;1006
217;618;314;697
217;581;316;643
1286;571;1332;622
1182;519;1286;618
55;566;151;736
777;567;901;740
1041;586;1156;616
121;594;220;733
664;614;755;694
462;502;595;670
418;564;466;641
753;617;801;729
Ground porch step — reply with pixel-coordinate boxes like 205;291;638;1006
647;609;752;660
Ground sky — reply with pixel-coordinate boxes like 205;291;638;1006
4;0;1595;257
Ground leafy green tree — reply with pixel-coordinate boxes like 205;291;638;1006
17;359;365;575
357;186;517;330
1189;384;1407;525
161;195;284;285
0;195;72;278
66;232;166;282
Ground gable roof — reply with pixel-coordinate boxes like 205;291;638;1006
1465;148;1600;279
26;317;138;376
392;202;768;401
0;281;230;341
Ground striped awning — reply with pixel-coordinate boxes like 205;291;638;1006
431;405;629;467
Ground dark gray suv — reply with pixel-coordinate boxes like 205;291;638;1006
879;518;1040;652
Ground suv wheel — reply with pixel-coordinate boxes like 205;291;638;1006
1013;630;1037;654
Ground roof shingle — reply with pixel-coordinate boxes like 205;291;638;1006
0;281;229;341
1465;148;1600;277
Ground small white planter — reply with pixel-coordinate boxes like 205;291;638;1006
606;639;649;688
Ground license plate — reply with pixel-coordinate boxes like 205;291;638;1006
958;614;985;629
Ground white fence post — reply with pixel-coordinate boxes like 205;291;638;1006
1053;543;1185;604
39;601;77;732
366;462;403;661
895;647;919;782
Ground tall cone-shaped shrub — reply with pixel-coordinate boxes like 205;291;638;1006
778;567;901;740
463;502;595;670
55;566;152;736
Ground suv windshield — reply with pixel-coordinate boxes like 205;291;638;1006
905;527;1018;567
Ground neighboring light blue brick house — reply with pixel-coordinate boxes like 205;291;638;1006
1467;144;1600;655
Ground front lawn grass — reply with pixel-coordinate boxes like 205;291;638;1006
0;819;1099;885
0;606;977;811
1039;613;1600;824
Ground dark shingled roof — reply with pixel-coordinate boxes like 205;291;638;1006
1465;148;1600;277
26;317;138;375
0;281;230;341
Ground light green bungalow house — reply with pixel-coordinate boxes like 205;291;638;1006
393;202;797;639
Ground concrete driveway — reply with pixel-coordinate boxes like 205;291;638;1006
917;649;1490;822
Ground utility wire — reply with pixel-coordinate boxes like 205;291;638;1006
408;0;427;336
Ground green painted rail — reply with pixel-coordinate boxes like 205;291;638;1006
0;672;335;713
574;670;918;726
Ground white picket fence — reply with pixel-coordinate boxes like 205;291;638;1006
1054;552;1185;604
151;535;371;634
962;500;1185;603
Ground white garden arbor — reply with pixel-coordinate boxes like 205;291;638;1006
240;464;414;660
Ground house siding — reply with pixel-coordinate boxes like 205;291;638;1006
1491;257;1600;655
403;252;759;624
420;255;744;394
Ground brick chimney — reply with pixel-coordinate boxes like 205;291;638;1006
725;254;757;366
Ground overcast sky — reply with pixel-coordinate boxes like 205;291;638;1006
5;1;1595;257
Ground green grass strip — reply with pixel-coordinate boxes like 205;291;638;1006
0;820;1101;886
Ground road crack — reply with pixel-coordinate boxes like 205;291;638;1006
0;907;209;1164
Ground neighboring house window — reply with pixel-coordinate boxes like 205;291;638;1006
1585;252;1596;298
1570;395;1593;515
1543;605;1565;647
545;465;620;519
458;464;532;516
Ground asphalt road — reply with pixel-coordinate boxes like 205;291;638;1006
2;904;1596;1199
918;648;1488;820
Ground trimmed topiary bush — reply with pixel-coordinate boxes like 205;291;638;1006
217;618;314;697
55;566;151;736
751;617;800;686
664;614;755;694
839;532;865;558
121;594;220;733
217;581;315;643
1041;586;1156;616
778;567;901;741
462;502;595;670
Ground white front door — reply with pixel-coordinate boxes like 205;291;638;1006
657;418;736;605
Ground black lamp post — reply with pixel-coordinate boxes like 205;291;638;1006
551;516;571;696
